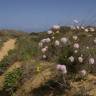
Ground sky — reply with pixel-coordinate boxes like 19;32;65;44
0;0;96;32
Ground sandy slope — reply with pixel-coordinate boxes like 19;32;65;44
0;39;16;61
14;68;52;96
0;38;21;90
67;74;96;96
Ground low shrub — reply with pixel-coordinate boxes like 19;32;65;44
4;68;22;90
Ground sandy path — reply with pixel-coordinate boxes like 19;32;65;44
0;39;16;61
0;62;22;90
14;68;52;96
68;74;96;96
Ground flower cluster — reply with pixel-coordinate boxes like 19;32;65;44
39;24;95;78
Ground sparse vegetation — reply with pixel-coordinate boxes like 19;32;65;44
0;25;96;96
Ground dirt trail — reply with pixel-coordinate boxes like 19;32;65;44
0;39;16;61
14;68;52;96
0;62;22;90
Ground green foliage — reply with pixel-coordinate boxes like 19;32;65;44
4;68;22;89
58;46;73;65
16;36;39;61
0;49;18;74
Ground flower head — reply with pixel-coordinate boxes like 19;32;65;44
85;29;89;32
69;56;74;62
55;40;60;46
41;47;48;53
73;35;78;40
60;37;68;44
74;50;78;54
78;57;83;63
89;58;95;64
76;26;80;29
73;43;80;49
41;39;47;43
53;25;60;30
90;27;95;32
38;42;43;48
81;26;85;29
52;36;55;39
46;38;51;43
80;69;87;77
56;64;67;74
70;25;76;30
94;38;96;44
48;30;53;34
86;46;89;49
42;55;47;59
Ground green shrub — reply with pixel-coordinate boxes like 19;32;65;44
0;50;18;74
4;68;22;89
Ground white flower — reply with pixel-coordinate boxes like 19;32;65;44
89;58;95;64
38;42;43;48
46;38;51;43
73;35;78;40
73;20;79;23
69;56;74;62
86;46;89;49
73;43;80;49
74;50;78;53
70;26;76;30
85;29;89;32
78;57;83;63
56;64;67;74
55;40;60;46
41;47;47;53
81;26;85;29
93;38;96;44
76;26;80;29
48;30;53;34
53;25;60;30
42;55;47;59
41;39;46;43
60;37;68;44
41;38;51;43
52;36;55;39
90;27;95;32
80;69;87;76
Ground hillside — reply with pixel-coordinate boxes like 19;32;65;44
0;26;96;96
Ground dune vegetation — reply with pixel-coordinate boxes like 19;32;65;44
0;24;96;96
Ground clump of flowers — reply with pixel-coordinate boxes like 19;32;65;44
39;24;96;83
89;27;95;32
